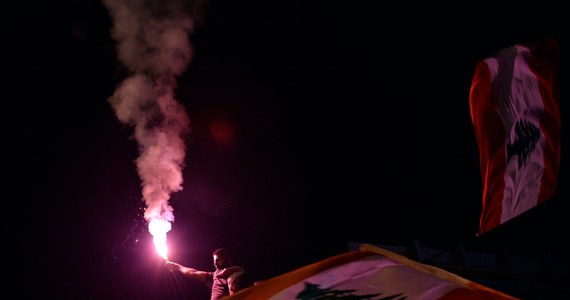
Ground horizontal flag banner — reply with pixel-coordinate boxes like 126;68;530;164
227;244;518;300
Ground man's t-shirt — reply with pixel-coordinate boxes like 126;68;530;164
206;266;245;300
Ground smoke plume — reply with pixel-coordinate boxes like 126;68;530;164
102;0;197;249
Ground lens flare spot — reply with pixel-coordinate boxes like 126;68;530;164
210;119;235;145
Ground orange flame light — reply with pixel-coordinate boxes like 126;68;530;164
148;218;171;260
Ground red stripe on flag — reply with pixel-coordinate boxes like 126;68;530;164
528;39;561;206
469;60;506;234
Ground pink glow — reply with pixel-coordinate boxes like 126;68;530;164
148;219;171;259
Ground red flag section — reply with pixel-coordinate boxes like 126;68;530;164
469;38;560;236
227;244;518;300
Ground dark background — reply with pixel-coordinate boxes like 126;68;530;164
6;0;567;299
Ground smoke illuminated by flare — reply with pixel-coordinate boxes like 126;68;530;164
102;0;198;257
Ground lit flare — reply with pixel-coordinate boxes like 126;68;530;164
148;218;171;260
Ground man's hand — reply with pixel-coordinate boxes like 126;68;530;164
165;260;179;272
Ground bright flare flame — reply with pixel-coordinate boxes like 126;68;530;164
148;219;171;259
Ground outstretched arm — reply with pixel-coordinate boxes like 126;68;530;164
165;261;210;283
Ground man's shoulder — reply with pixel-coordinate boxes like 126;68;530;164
226;266;245;275
217;266;245;278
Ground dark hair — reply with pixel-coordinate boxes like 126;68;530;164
213;248;231;259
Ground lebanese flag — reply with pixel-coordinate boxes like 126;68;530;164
469;38;560;236
228;244;517;300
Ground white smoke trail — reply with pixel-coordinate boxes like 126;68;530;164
102;0;197;257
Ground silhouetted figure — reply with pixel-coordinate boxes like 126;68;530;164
166;248;245;300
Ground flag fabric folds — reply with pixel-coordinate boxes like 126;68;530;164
469;38;560;236
227;244;518;300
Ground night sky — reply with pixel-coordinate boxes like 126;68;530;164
8;0;567;299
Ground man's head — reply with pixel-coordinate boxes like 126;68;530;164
212;248;233;270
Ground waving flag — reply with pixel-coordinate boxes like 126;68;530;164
227;244;517;300
469;38;560;236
